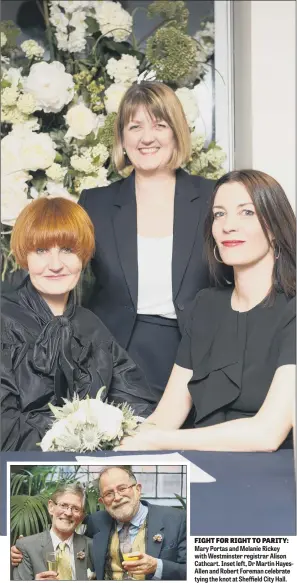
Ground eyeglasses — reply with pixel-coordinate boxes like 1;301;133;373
101;483;137;503
51;501;82;515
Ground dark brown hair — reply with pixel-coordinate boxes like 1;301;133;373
204;169;296;298
98;466;137;494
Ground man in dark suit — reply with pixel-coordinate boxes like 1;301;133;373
86;466;186;580
12;484;94;581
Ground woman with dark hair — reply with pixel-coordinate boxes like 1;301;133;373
1;197;153;451
79;82;214;418
117;170;296;452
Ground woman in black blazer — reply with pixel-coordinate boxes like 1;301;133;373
79;82;215;414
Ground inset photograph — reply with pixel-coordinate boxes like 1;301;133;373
9;463;187;580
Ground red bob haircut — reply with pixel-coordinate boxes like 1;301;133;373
11;197;95;269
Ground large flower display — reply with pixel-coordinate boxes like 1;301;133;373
1;0;225;278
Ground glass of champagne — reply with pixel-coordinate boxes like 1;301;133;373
46;551;59;575
122;542;141;581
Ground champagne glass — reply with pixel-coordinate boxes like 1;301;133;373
122;542;141;581
46;551;59;575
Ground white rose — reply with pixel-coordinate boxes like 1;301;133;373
175;88;199;127
23;61;75;113
3;67;23;88
94;1;132;43
39;418;71;451
1;171;31;226
46;163;67;182
91;143;109;165
19;131;57;171
2;87;19;107
96;402;123;439
1;132;25;174
104;82;128;114
1;32;7;48
70;154;94;174
21;39;45;59
106;54;140;84
46;181;77;201
65;103;98;139
17;93;37;115
79;167;110;190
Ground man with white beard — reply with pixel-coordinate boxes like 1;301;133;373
87;466;187;580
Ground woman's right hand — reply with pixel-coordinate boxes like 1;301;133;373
11;542;23;566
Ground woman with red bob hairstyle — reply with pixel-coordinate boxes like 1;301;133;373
1;197;153;451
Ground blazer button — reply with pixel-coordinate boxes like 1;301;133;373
177;303;184;311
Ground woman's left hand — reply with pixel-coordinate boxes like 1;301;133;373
115;429;169;451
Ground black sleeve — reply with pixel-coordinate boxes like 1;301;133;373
1;347;52;451
277;298;296;367
108;340;156;418
162;511;187;580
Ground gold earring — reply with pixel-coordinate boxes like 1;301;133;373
214;245;224;263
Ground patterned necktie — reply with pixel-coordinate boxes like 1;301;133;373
119;523;132;554
57;542;73;581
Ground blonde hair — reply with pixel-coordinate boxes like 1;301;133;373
112;82;192;172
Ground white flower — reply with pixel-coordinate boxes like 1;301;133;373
96;401;123;439
79;167;110;190
1;87;20;107
191;132;205;153
206;147;226;168
55;31;69;51
3;128;56;172
57;1;89;13
65;103;98;139
68;29;87;53
91;143;109;165
23;61;75;113
13;117;40;132
1;171;31;226
46;181;77;201
21;39;45;59
94;1;132;43
71;155;94;174
17;93;37;115
106;54;140;85
49;3;69;32
46;163;67;182
1;32;7;48
175;88;199;128
3;67;23;88
104;82;128;114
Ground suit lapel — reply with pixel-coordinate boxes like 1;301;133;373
172;169;203;298
73;533;87;581
41;530;54;569
92;513;114;580
145;503;165;559
113;172;138;309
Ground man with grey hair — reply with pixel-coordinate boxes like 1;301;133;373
12;483;94;581
86;466;187;580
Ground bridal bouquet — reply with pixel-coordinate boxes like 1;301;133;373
39;388;138;452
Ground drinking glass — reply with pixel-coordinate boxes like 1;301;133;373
45;551;59;574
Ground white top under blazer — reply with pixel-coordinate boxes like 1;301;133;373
137;234;177;319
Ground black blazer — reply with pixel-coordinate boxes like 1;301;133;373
86;500;187;580
79;168;215;348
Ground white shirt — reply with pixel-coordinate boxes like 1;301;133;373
137;235;176;319
50;529;76;580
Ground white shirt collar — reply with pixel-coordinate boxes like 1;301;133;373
50;528;74;550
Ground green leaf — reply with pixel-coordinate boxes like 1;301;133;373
86;16;99;35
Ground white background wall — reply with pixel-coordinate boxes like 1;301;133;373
234;0;296;209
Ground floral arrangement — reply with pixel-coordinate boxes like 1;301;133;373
39;388;138;452
1;0;226;279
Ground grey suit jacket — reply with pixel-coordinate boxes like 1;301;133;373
13;530;94;581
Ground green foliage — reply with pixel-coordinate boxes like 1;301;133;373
0;20;21;50
147;1;189;31
146;27;197;83
97;112;117;152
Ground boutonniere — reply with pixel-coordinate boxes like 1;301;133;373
77;550;85;560
153;533;163;543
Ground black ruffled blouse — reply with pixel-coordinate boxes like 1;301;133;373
176;287;295;447
1;278;155;451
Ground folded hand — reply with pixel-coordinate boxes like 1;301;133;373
122;552;157;575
